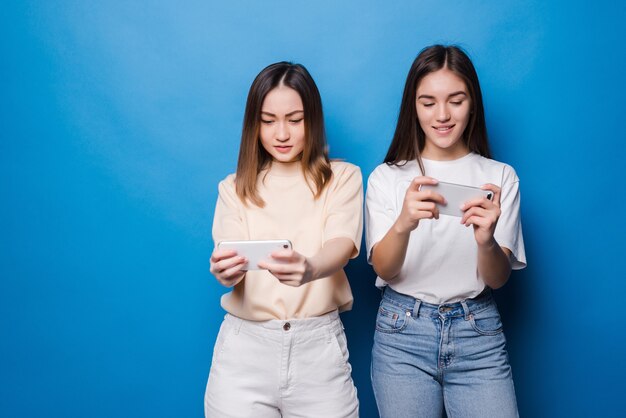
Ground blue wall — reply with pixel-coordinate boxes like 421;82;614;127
2;1;625;417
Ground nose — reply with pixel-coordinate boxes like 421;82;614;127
275;121;290;142
436;104;450;122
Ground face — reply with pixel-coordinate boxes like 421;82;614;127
415;68;472;160
259;85;305;163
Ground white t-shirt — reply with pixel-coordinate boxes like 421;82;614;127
365;152;526;304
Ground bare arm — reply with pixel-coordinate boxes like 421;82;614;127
370;176;444;281
477;240;512;289
461;183;512;289
370;223;411;282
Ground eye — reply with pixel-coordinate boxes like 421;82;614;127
450;101;463;106
289;118;304;124
261;119;274;125
422;103;435;107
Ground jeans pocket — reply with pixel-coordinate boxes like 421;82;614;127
375;301;409;334
468;306;504;336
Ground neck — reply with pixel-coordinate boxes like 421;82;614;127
267;159;302;176
421;144;470;161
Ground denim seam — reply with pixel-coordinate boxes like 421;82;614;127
375;307;409;334
381;296;414;312
468;317;504;336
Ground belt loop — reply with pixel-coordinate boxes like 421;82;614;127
413;299;422;318
460;300;471;320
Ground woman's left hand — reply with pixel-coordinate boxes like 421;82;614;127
460;183;502;246
257;249;316;287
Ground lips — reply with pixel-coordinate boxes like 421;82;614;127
274;145;293;154
433;124;455;133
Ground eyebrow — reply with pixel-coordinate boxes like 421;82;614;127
261;110;304;117
417;91;468;100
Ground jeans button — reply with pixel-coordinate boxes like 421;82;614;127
283;322;291;331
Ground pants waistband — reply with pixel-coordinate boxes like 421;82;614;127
381;286;495;319
224;310;341;334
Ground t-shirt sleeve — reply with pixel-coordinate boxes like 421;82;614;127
365;166;396;264
212;176;247;245
494;166;527;270
323;164;364;258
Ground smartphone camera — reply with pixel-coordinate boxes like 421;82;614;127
487;193;493;200
283;244;289;249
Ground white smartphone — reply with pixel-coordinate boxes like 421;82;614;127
216;239;292;271
420;181;493;217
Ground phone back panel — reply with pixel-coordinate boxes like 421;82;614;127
420;181;492;217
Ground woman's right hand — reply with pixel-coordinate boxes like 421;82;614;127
394;176;445;234
209;249;247;287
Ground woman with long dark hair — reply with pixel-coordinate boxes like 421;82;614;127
205;62;361;417
366;45;526;417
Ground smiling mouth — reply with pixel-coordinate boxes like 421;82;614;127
433;125;455;132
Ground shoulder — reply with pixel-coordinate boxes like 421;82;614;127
368;160;418;185
330;160;363;183
472;155;520;184
331;160;361;176
218;173;237;193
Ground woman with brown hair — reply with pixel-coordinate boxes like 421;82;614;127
366;45;526;417
204;62;362;417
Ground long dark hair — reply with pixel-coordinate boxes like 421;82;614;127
235;62;332;207
384;45;491;173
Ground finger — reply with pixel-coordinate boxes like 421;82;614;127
412;209;439;221
260;261;301;275
461;196;495;212
413;201;440;215
411;176;438;191
481;183;502;207
210;249;238;263
268;249;299;261
218;276;241;288
461;207;491;226
273;272;305;287
416;189;446;205
213;256;246;273
461;206;483;224
220;265;246;281
268;270;298;284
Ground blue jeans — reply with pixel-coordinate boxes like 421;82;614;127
371;286;518;418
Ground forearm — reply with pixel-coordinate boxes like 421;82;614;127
308;237;355;281
477;238;512;289
370;222;411;281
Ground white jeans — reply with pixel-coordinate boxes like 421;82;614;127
204;311;359;418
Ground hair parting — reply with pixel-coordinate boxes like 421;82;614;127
385;45;491;174
235;62;332;206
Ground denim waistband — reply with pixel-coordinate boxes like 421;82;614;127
381;286;495;319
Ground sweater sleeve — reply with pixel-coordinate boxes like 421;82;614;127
323;163;364;259
212;175;248;245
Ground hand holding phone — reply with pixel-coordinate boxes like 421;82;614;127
217;239;293;271
420;181;493;217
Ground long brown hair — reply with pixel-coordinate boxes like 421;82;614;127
385;45;492;173
235;62;332;207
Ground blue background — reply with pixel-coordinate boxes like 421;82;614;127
2;1;625;417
